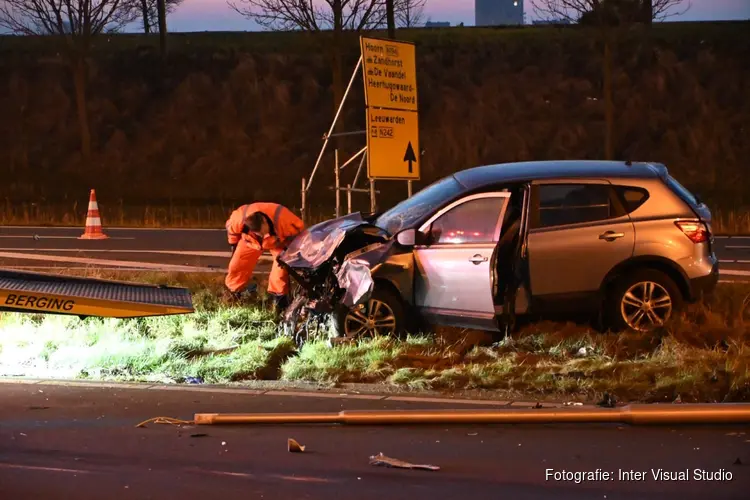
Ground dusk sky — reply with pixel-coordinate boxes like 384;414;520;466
165;0;750;32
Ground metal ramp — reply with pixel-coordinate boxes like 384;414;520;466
0;270;194;318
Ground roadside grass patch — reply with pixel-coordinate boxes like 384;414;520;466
0;303;293;384
0;271;749;402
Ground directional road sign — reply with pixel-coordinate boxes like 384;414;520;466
360;36;420;181
366;108;420;180
360;37;418;112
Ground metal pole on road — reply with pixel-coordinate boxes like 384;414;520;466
195;404;750;426
347;184;352;214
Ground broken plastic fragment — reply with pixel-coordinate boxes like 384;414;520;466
288;438;306;453
335;258;375;307
368;452;439;471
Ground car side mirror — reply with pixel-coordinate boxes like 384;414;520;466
396;228;417;247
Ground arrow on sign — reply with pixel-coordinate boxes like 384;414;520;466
403;141;417;174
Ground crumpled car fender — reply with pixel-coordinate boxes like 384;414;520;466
335;240;398;307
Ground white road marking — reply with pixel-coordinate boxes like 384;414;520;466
0;266;242;273
1;225;224;231
0;248;238;258
0;463;92;474
0;251;224;273
0;236;135;240
721;269;750;276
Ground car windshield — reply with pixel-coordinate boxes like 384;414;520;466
374;175;465;235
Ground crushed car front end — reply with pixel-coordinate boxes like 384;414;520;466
275;213;398;344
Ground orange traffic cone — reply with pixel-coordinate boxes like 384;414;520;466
79;189;109;240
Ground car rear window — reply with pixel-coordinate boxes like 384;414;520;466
664;175;700;208
614;186;650;214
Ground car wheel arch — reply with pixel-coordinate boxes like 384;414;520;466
599;256;691;302
372;277;408;305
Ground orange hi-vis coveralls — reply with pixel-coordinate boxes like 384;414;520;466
225;202;305;296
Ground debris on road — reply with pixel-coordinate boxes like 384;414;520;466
190;433;208;438
136;416;195;428
563;402;584;406
288;438;306;453
369;453;440;471
28;406;50;410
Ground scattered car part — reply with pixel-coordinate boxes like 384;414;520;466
369;453;440;471
288;438;306;452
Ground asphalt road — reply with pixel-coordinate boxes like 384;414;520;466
0;226;748;281
0;382;748;500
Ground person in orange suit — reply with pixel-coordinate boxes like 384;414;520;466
225;202;305;311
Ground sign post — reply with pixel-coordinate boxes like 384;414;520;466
360;36;420;204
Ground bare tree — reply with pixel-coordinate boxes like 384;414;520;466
0;0;137;162
395;0;425;28
386;0;395;37
228;0;389;32
532;0;689;159
229;0;391;121
134;0;182;33
130;0;184;58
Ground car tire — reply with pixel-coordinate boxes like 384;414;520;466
331;285;406;340
605;269;683;332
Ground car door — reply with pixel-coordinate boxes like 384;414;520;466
413;192;510;331
526;180;635;313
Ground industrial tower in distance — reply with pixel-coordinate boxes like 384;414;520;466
475;0;524;26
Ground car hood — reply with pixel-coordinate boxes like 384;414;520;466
279;213;388;270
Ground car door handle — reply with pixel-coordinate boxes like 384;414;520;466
599;231;625;241
469;254;488;265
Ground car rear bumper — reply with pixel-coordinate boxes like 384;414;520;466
688;262;719;301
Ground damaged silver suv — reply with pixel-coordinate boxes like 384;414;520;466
277;160;718;342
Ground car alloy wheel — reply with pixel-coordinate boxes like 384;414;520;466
343;298;398;338
620;280;673;331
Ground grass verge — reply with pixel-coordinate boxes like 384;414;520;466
0;271;749;402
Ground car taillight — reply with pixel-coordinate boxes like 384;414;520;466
675;220;709;243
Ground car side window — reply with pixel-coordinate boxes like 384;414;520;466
537;184;617;228
430;197;506;244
